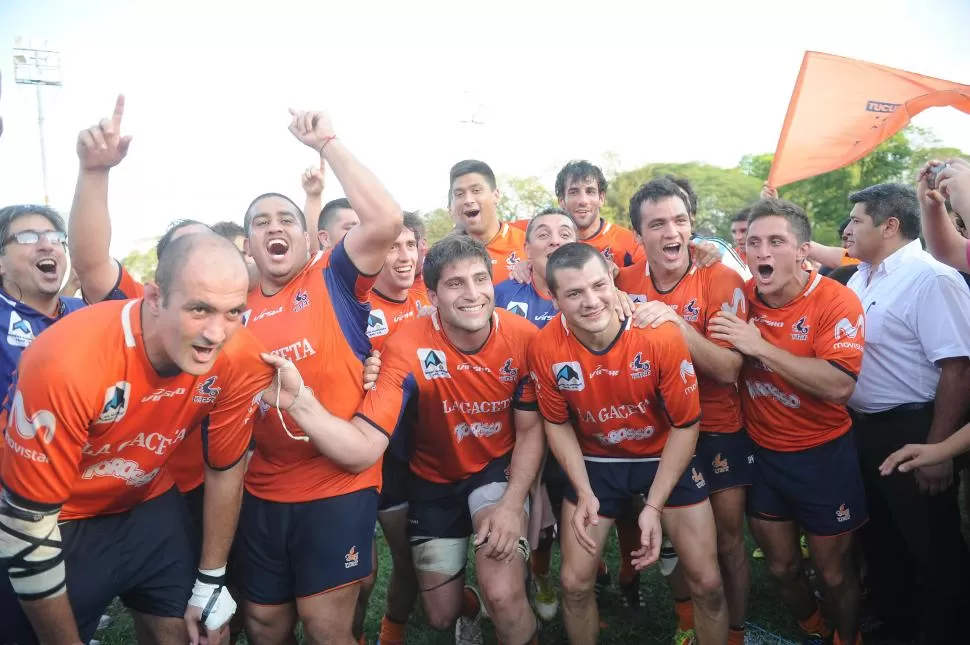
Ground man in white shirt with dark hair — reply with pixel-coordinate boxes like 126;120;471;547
843;182;970;644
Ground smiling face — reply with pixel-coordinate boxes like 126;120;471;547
559;176;605;234
525;213;578;281
375;227;419;294
427;256;494;335
0;213;69;302
551;256;617;336
245;196;310;287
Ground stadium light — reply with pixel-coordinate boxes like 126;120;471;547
12;38;63;206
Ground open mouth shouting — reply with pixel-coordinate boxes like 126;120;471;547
266;237;290;261
756;263;774;283
191;343;218;364
34;257;59;281
661;242;683;262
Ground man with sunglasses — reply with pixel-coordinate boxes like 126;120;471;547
0;205;84;394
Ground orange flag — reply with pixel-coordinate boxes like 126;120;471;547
768;51;970;188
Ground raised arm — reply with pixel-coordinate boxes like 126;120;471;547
301;160;325;253
287;110;402;275
69;95;132;303
919;160;970;272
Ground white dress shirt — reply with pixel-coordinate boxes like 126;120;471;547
847;239;970;413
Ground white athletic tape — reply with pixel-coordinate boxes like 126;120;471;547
411;537;468;576
659;536;679;577
189;570;237;631
0;494;65;599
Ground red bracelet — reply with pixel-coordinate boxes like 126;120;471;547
644;502;663;514
317;135;337;155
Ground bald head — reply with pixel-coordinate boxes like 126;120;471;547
155;232;249;305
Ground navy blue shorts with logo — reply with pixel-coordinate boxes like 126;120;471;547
234;488;379;604
378;455;410;512
564;456;709;518
408;454;511;540
0;487;194;645
695;429;756;494
747;431;868;536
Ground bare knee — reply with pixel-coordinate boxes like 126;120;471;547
560;565;595;604
684;569;725;609
817;562;847;590
423;603;459;631
481;571;526;616
716;530;747;566
767;557;803;585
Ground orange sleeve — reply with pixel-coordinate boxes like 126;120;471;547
355;339;417;437
654;324;702;428
1;350;100;506
706;265;748;348
814;286;865;378
528;338;569;424
840;250;861;266
204;333;274;470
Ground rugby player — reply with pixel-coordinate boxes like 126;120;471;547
617;177;751;645
709;198;867;645
449;160;526;283
356;235;543;645
555;160;642;267
730;208;749;265
236;108;403;645
318;198;360;252
530;242;728;645
0;233;272;645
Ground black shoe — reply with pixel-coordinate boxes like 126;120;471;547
619;573;645;609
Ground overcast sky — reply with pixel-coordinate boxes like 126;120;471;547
1;0;968;256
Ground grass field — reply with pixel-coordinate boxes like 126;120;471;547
93;527;802;644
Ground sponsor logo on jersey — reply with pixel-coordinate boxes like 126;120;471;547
499;358;518;383
96;382;131;424
791;315;810;342
194;376;221;404
592;426;656;446
630;294;648;304
293;289;310;312
630;352;652;380
455;421;503;442
589;364;620;379
11;389;55;443
81;458;161;487
552;361;584;391
601;246;615;263
682;298;699;322
721;288;745;315
142;387;187;403
745;380;801;409
6;312;34;348
506;251;522;273
253;306;283;322
506;301;529;318
834;315;865;340
241;309;252;326
366;309;390;338
418;349;450;380
753;315;784;328
680;360;696;384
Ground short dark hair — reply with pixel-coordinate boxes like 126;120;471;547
848;183;921;240
554;161;608;200
318;198;353;233
747;198;812;245
156;219;210;260
546;242;610;296
731;208;751;224
0;205;66;254
423;235;492;292
402;212;425;243
449;160;497;193
629;177;692;235
664;175;698;216
838;217;851;237
211;221;245;241
155;233;245;306
526;207;578;242
243;193;306;235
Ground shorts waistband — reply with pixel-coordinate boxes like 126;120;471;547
850;402;932;422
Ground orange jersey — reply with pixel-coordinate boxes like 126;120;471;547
244;242;379;502
582;219;645;268
1;300;270;520
485;222;527;283
357;309;537;484
510;219;530;232
411;274;429;306
741;272;864;452
529;317;701;459
616;259;746;434
366;289;423;352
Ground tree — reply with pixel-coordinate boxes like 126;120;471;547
422;208;456;245
122;245;158;283
605;162;762;239
496;176;556;222
739;127;968;245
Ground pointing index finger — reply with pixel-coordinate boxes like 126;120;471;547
112;94;126;129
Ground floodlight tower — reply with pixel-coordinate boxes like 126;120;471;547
12;38;62;206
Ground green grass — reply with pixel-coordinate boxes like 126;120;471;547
94;527;801;644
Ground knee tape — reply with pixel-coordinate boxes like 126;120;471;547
472;535;531;563
410;537;468;577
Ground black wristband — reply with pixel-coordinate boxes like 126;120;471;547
196;570;226;586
